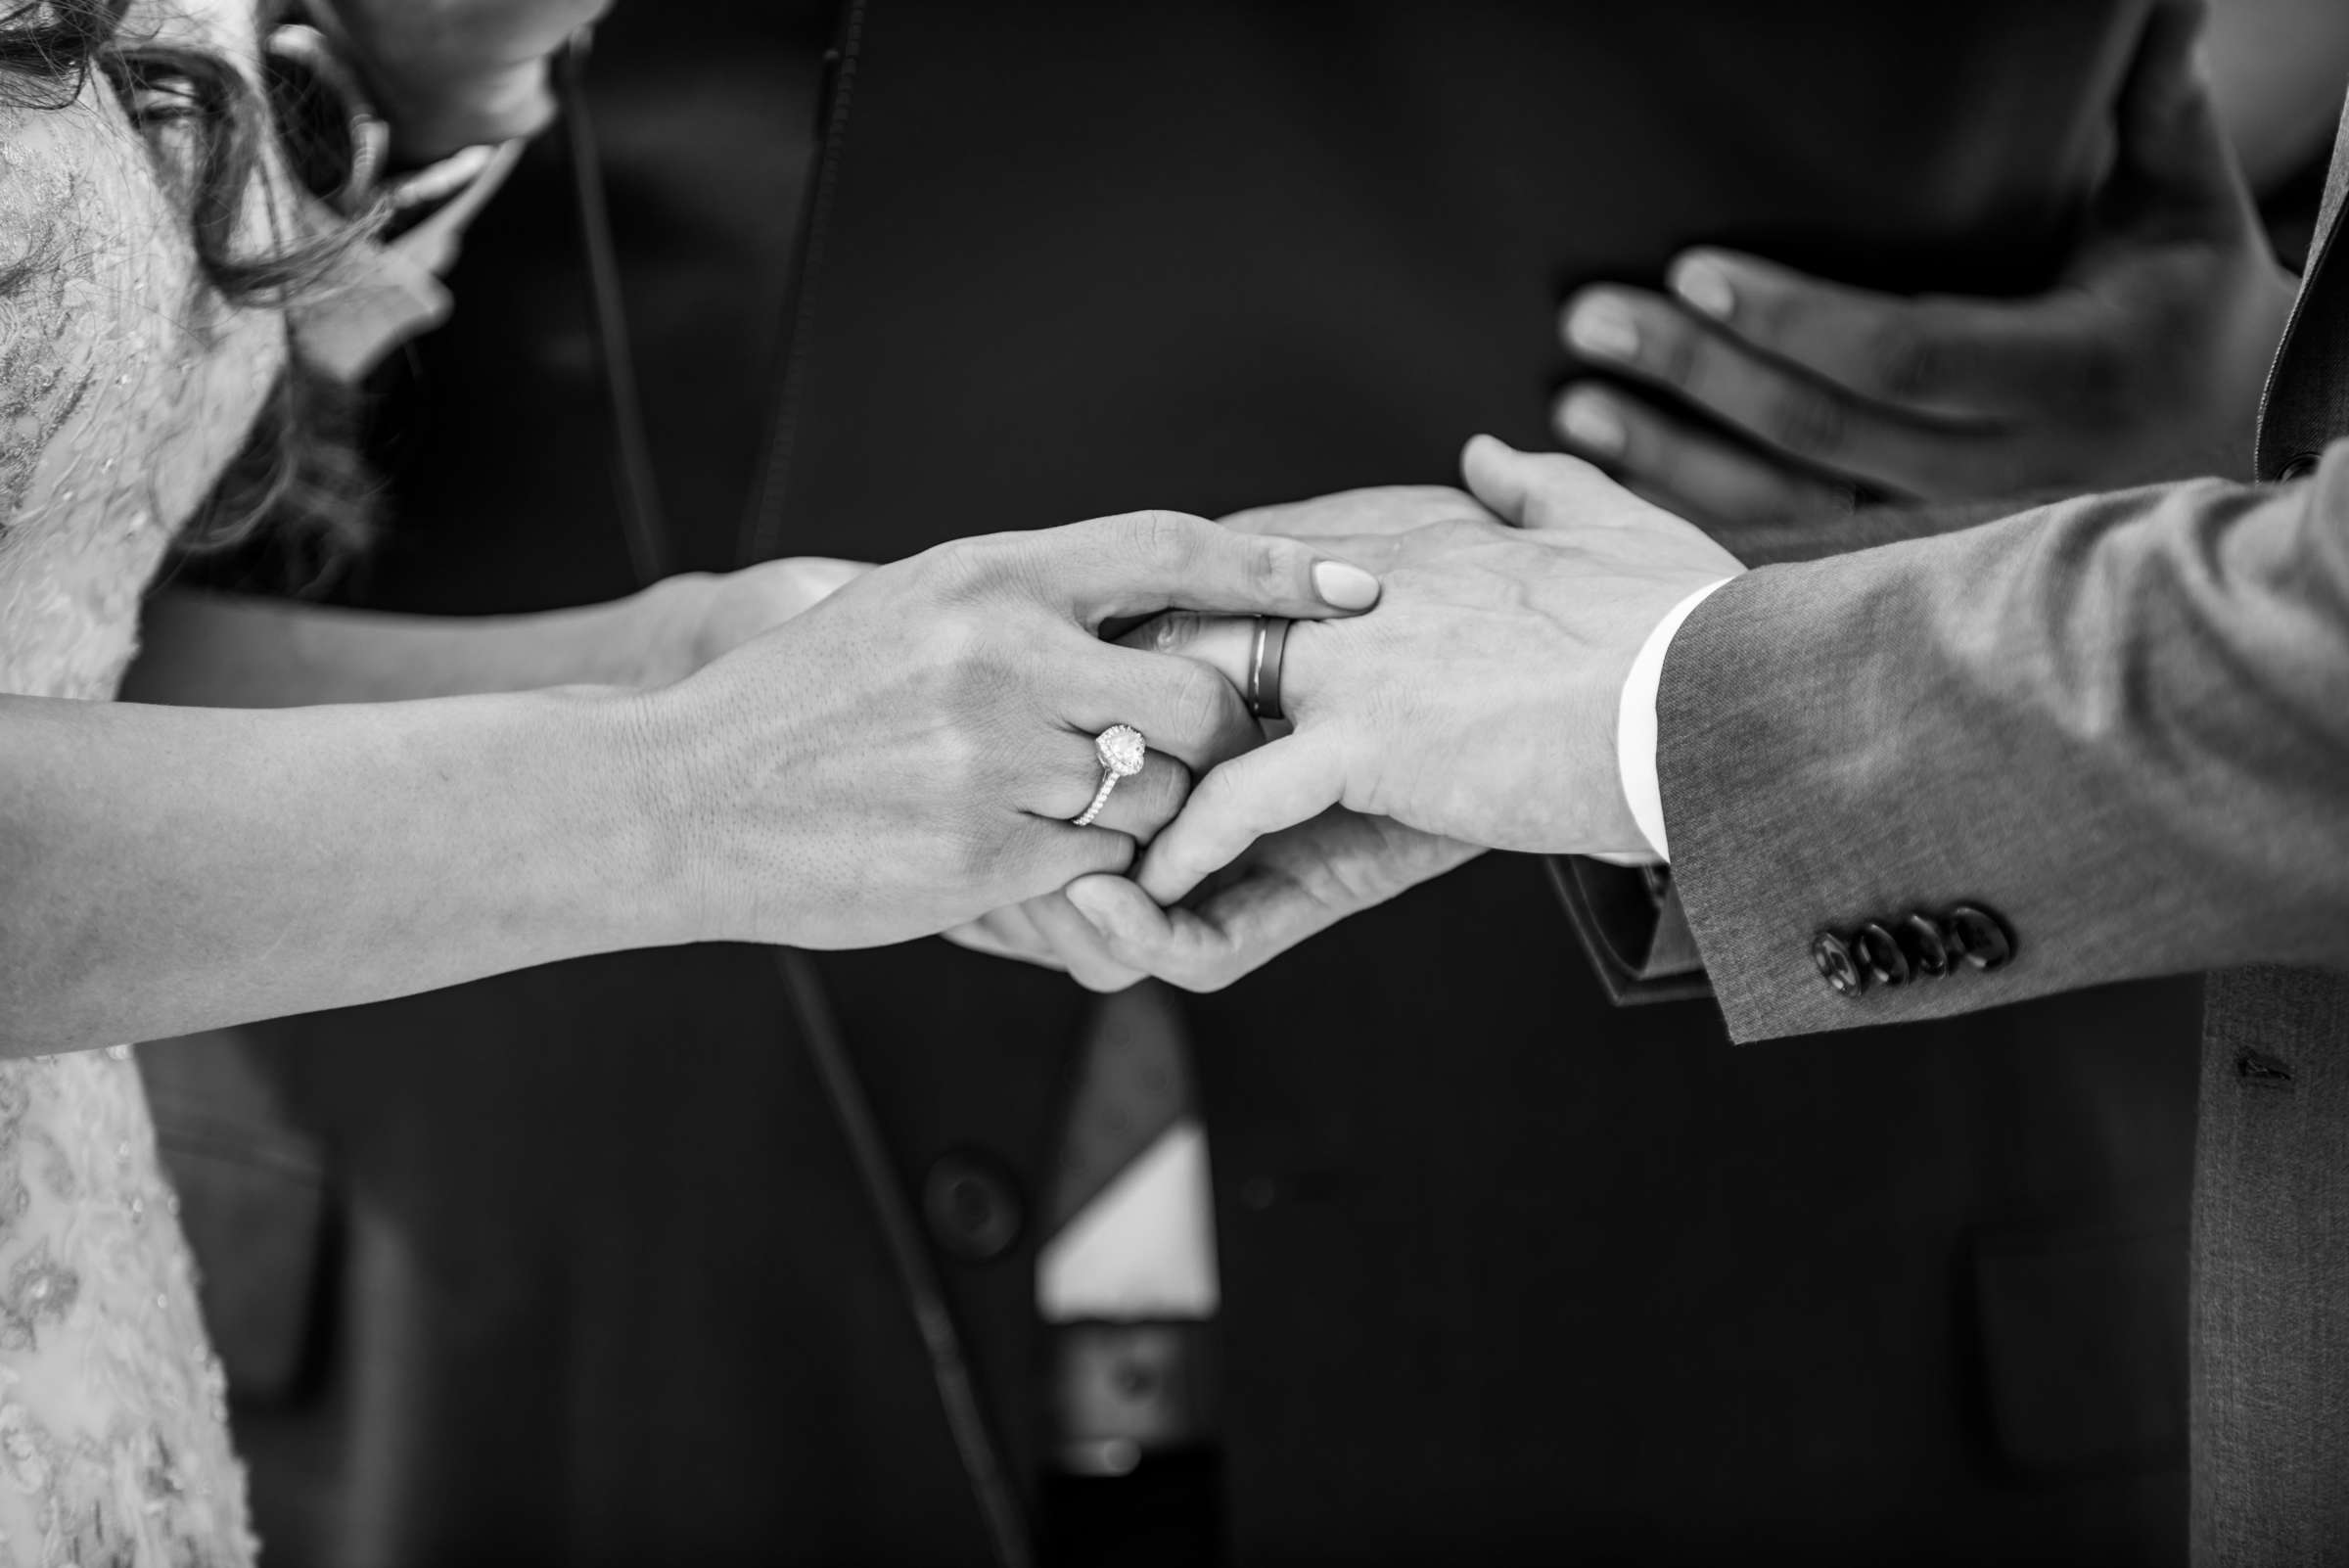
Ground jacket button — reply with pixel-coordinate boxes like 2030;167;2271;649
1812;931;1866;996
923;1149;1025;1263
1899;912;1952;979
1945;904;2016;971
2278;452;2321;483
1853;922;1910;986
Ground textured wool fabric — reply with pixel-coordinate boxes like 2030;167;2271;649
2193;968;2349;1565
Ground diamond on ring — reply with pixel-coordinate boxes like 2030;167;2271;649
1096;724;1146;778
1073;724;1147;828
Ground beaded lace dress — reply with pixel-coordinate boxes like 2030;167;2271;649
0;70;260;1568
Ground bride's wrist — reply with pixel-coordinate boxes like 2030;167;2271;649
531;683;713;951
604;669;818;949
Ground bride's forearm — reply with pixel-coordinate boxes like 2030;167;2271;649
121;579;716;709
0;687;694;1055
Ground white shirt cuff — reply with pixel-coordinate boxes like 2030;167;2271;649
1615;577;1734;862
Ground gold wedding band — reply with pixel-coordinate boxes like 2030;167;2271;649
1072;724;1147;828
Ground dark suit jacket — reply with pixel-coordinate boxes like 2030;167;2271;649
170;4;2211;1564
1656;101;2349;1566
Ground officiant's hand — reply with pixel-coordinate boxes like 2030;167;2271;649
1549;3;2292;528
1059;441;1739;988
648;511;1382;950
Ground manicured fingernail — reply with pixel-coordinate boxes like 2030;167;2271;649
1556;390;1626;457
1313;559;1380;610
1671;254;1735;320
1565;296;1640;360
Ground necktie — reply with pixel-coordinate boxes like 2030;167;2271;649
1037;982;1218;1474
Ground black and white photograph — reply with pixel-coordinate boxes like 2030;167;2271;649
0;0;2345;1562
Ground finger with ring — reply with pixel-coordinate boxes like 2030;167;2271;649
1247;615;1292;720
1067;724;1186;838
1074;643;1260;769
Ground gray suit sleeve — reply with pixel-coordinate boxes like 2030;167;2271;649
1656;438;2349;1043
1712;491;2077;568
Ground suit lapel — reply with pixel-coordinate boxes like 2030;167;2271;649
2310;89;2349;260
2257;90;2349;476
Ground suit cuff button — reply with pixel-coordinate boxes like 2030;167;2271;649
1812;931;1866;996
1853;922;1911;987
1945;904;2016;971
1899;912;1952;979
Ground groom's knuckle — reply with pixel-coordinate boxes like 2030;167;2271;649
1162;661;1235;744
1128;508;1203;572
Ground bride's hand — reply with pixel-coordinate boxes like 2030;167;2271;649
632;557;875;686
639;511;1381;951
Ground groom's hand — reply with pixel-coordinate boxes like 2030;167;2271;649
1219;484;1500;564
1063;439;1743;987
1064;807;1484;992
1157;438;1741;874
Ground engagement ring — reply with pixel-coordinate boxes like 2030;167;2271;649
1072;724;1147;827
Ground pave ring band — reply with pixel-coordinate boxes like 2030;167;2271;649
1247;616;1292;721
1072;724;1147;828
